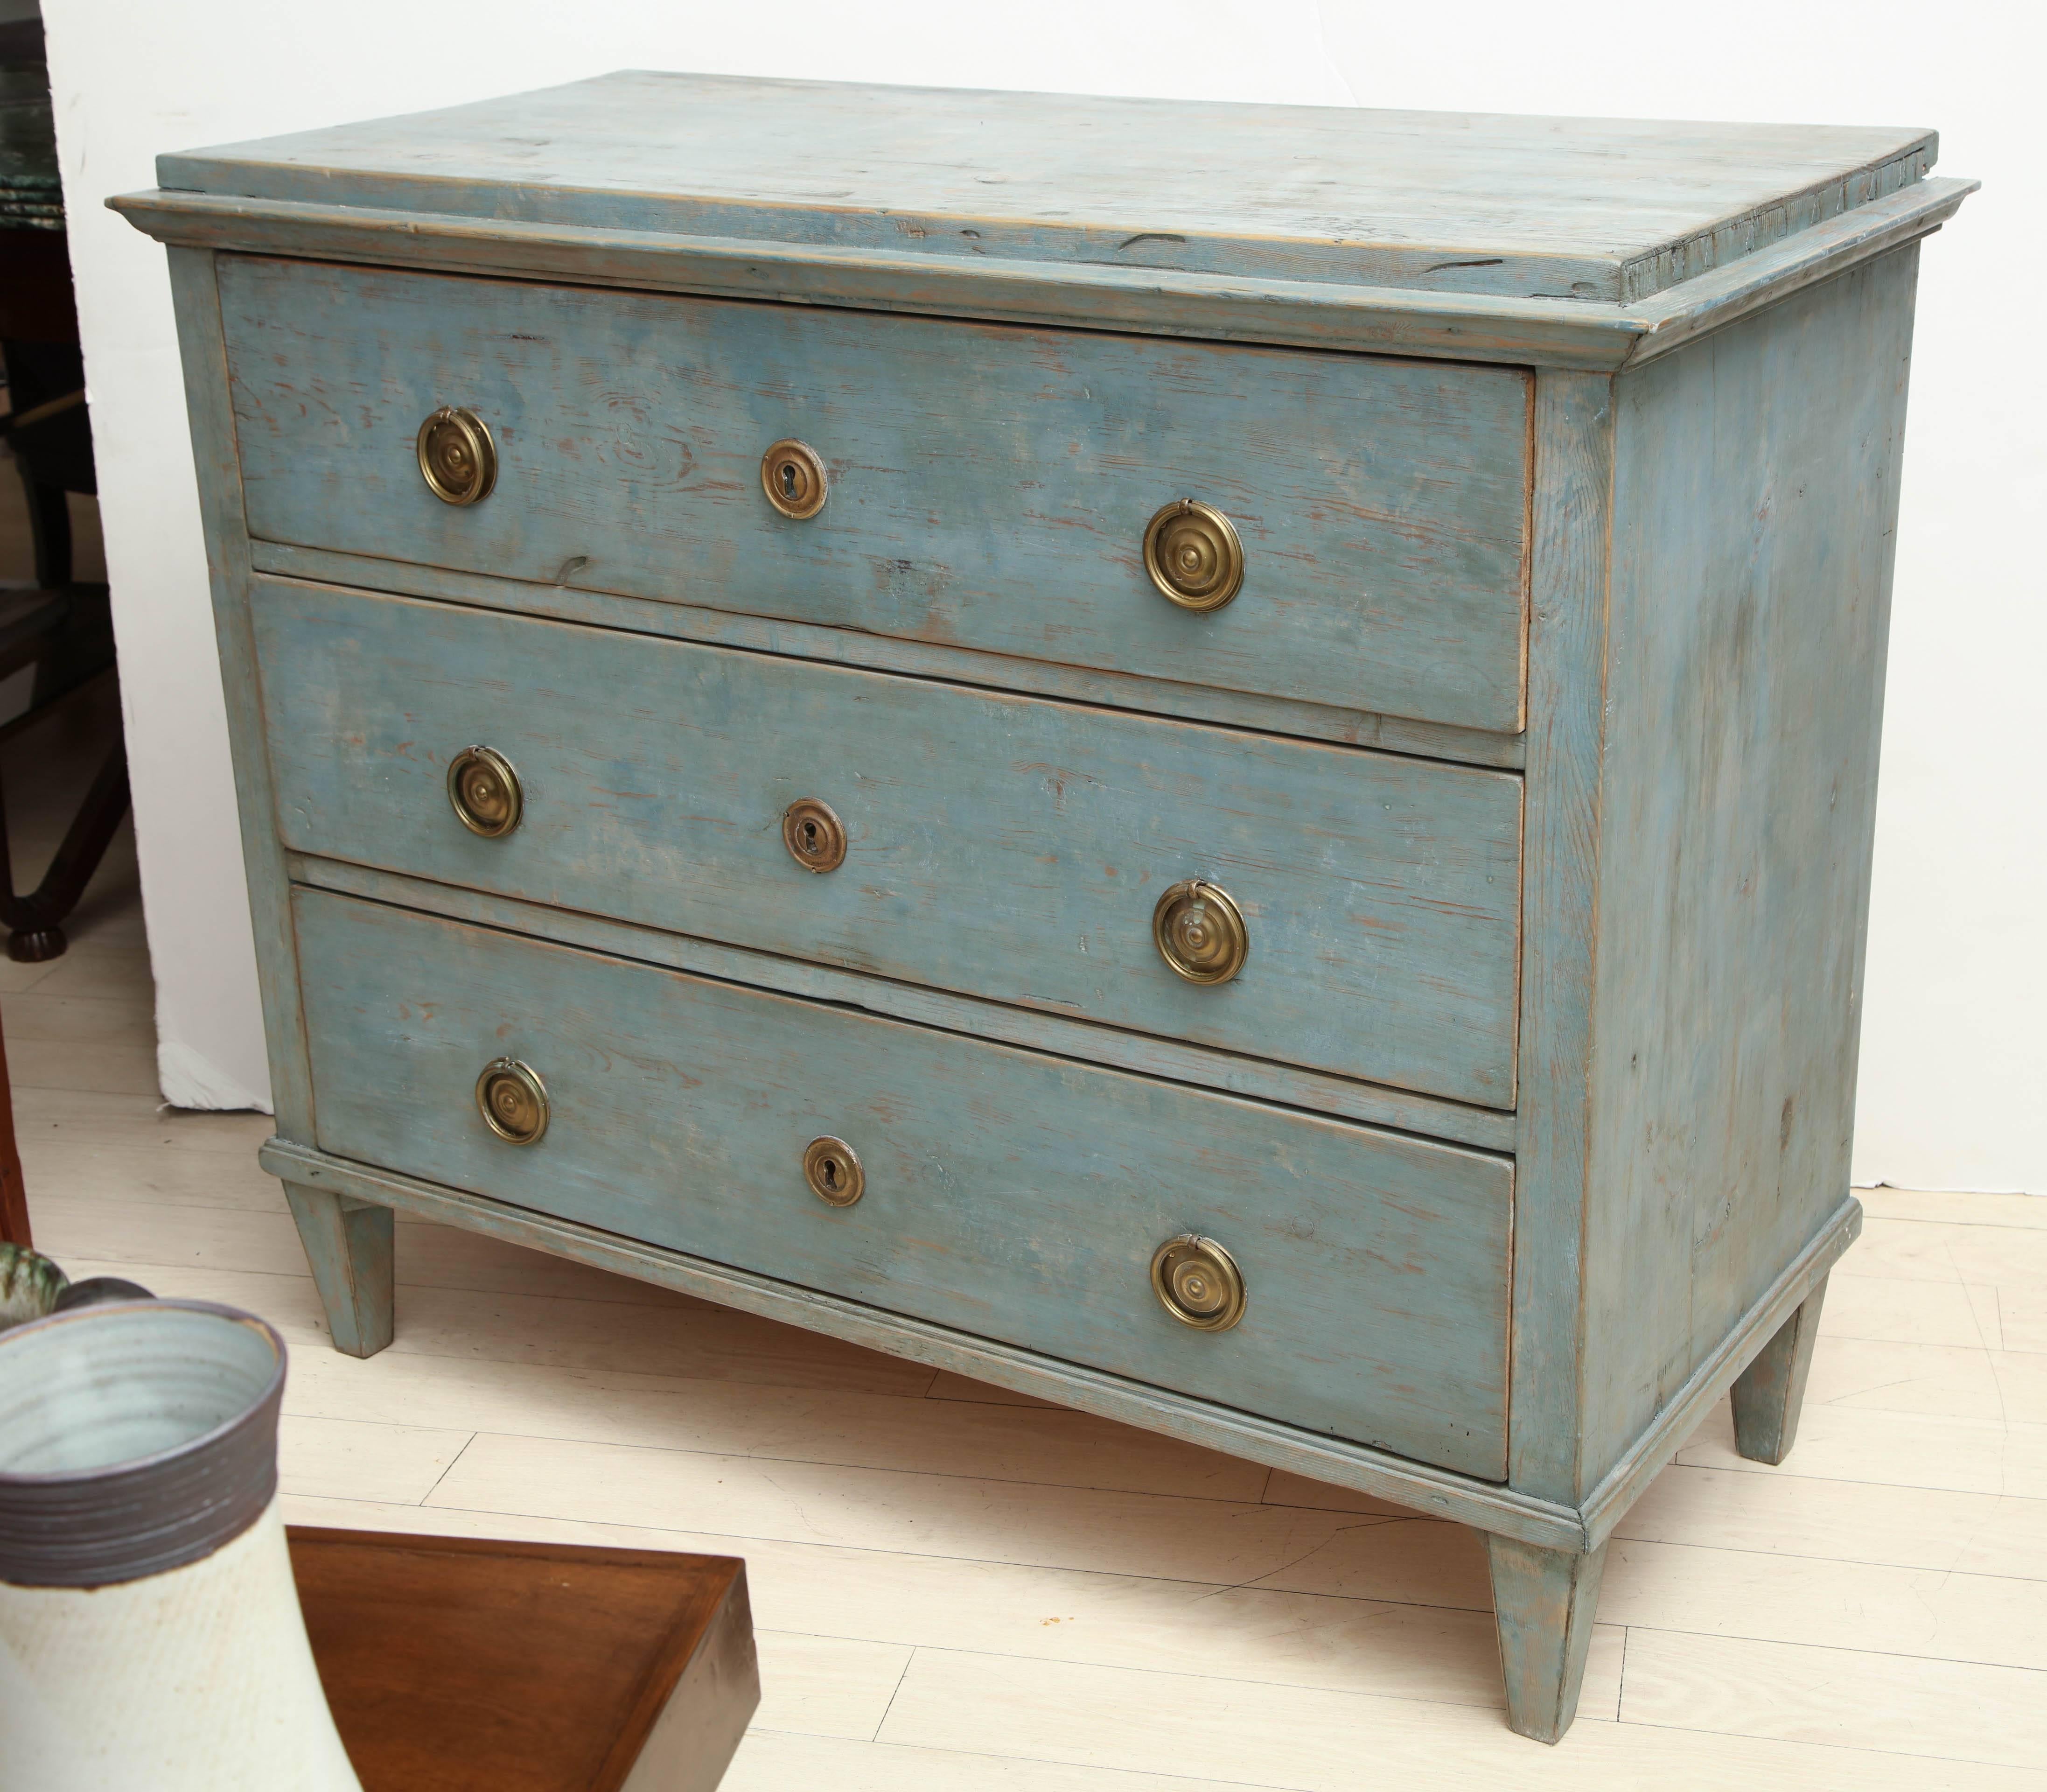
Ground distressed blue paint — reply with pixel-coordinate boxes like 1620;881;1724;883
160;73;1935;306
119;77;1972;1745
293;886;1515;1478
252;578;1522;1106
219;256;1533;734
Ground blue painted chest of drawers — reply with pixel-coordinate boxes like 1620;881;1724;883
118;74;1971;1741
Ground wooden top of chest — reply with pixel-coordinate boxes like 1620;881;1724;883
122;72;1973;371
161;72;1937;304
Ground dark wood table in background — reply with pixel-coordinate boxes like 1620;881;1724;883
290;1528;759;1792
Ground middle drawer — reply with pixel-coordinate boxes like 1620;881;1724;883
252;578;1522;1107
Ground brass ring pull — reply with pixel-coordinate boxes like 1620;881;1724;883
803;1136;864;1207
762;439;829;519
1152;880;1248;985
1151;1235;1246;1331
475;1058;548;1146
1143;499;1244;611
782;798;847;873
447;746;523;839
416;406;497;506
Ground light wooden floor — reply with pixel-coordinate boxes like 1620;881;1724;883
6;692;2046;1788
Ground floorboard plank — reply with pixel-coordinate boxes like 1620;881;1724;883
16;1138;287;1213
1598;1536;2047;1669
276;1337;1270;1502
1824;1272;2010;1349
752;1631;914;1742
1615;1463;2047;1581
1806;1335;2046;1425
23;945;153;1001
424;1429;1437;1592
1677;1400;2047;1498
278;1412;472;1505
1;990;157;1047
1620;1628;2047;1770
1844;1221;2047;1288
50;1254;936;1398
10;1086;273;1154
876;1648;2047;1791
725;1729;1259;1792
1857;1190;2047;1231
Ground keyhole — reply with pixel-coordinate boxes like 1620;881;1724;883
780;461;798;498
802;819;819;852
821;1158;839;1190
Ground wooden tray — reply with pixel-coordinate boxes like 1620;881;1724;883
289;1527;758;1792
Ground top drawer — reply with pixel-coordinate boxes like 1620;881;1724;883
218;257;1532;734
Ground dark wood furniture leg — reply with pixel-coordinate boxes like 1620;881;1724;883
0;721;130;963
0;998;28;1246
18;461;72;591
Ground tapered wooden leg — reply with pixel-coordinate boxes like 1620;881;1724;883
284;1183;394;1358
1730;1278;1827;1465
0;1007;30;1247
1485;1534;1609;1744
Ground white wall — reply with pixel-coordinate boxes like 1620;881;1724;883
39;1;2044;1189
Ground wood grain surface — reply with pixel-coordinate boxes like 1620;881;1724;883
252;578;1523;1107
164;71;1933;303
220;256;1533;733
290;1526;757;1792
250;539;1531;770
286;854;1521;1154
289;886;1516;1479
1507;367;1615;1506
1485;1534;1610;1743
112;176;1976;381
1572;247;1918;1491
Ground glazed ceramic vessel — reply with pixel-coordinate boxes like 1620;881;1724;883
0;1244;66;1330
0;1300;362;1791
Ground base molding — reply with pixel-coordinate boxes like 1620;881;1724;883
1578;1196;1861;1546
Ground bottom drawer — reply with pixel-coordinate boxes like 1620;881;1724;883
293;888;1513;1478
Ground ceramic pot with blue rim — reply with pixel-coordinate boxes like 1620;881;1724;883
0;1299;362;1790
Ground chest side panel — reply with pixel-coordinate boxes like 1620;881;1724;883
218;256;1532;734
291;886;1514;1478
1574;247;1919;1487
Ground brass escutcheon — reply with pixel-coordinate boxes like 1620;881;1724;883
447;746;523;839
803;1136;864;1207
1150;1235;1246;1331
1143;499;1244;611
782;798;847;873
416;406;497;506
475;1058;548;1146
1152;880;1249;985
761;439;829;519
